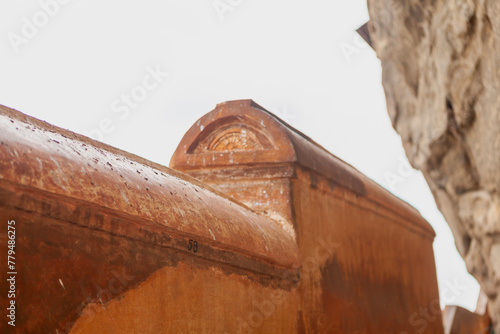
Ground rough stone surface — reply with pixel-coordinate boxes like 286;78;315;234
367;0;500;330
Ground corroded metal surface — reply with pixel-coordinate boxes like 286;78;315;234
443;305;492;334
171;99;444;333
171;100;435;240
0;104;300;333
1;99;448;333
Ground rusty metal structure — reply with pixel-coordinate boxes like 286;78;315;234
0;100;488;333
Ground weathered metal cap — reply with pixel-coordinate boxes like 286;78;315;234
171;99;436;239
0;104;301;276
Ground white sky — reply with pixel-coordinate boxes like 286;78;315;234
0;0;480;311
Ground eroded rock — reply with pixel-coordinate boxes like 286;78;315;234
367;0;500;330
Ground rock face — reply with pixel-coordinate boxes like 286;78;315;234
367;0;500;330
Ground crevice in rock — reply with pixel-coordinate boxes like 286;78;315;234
463;11;478;47
462;233;473;257
368;0;499;329
446;97;461;136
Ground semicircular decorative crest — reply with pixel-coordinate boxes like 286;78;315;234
188;117;275;154
207;127;263;152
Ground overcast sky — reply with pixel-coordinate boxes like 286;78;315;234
0;0;480;311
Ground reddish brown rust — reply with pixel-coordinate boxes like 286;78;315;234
443;305;492;334
0;104;299;270
171;99;435;240
1;99;478;333
0;104;300;333
171;99;444;333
